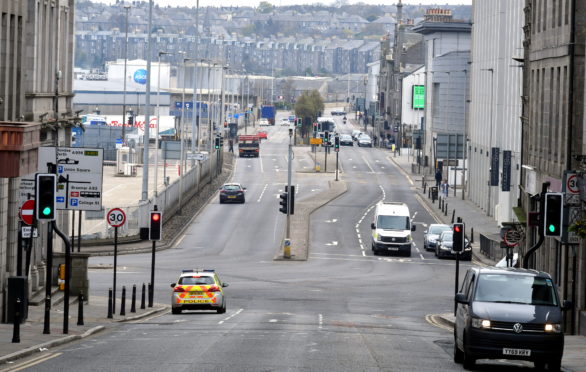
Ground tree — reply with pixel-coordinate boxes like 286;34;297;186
258;1;273;14
294;90;324;137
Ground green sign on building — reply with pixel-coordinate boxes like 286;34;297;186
412;85;425;109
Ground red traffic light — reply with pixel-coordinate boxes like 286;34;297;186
454;225;461;233
151;213;161;222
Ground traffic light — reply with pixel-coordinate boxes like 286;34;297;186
313;122;318;133
452;223;465;252
324;131;330;145
334;135;340;151
286;185;295;215
297;118;302;127
220;136;224;147
149;211;162;241
544;193;563;237
35;173;56;221
214;136;220;149
279;192;288;214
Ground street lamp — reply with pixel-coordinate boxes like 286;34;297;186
155;51;173;197
178;52;193;215
481;68;494;216
121;4;131;143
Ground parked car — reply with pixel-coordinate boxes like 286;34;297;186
351;130;363;140
339;134;353;146
454;266;571;370
423;224;452;251
258;118;269;126
257;130;268;140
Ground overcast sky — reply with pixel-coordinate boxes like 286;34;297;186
90;0;471;7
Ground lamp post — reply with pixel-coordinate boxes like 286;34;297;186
121;4;131;143
155;51;173;197
178;52;191;215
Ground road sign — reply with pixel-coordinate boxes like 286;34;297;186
310;138;323;145
21;226;38;238
39;147;104;211
566;173;579;194
107;208;126;228
19;200;35;225
115;138;123;149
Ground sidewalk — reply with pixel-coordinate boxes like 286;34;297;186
0;292;167;365
389;147;586;372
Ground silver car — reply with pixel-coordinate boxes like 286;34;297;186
423;224;452;251
358;135;372;147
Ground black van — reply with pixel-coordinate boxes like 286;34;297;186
454;267;571;371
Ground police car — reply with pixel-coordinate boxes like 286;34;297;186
170;269;228;314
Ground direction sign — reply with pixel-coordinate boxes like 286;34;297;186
310;138;323;145
107;208;126;227
19;200;35;225
39;147;104;211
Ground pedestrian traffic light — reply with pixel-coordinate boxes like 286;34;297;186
452;223;465;252
35;173;56;221
214;136;220;149
334;135;340;151
149;211;162;241
544;193;563;237
279;192;288;214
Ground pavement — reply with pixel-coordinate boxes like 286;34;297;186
388;146;586;372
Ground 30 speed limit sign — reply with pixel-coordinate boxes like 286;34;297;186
107;208;126;227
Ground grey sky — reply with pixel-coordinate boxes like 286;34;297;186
91;0;471;7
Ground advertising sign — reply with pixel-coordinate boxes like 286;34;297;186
133;69;147;84
412;85;425;109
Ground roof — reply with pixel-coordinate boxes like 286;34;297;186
469;266;551;278
375;201;410;215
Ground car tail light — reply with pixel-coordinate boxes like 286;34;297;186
207;285;220;292
173;286;186;292
255;149;259;152
220;190;226;194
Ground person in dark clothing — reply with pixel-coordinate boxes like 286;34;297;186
435;169;442;187
228;139;234;152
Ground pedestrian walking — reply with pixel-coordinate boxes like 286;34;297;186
435;169;442;187
442;179;449;197
228;139;234;153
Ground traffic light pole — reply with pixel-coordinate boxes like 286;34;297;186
43;221;53;334
523;182;549;268
287;133;292;240
52;221;72;334
113;226;118;313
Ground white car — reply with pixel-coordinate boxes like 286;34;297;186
258;118;269;126
280;118;290;125
358;135;372;147
351;130;363;140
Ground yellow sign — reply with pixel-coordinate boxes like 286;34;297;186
310;138;323;145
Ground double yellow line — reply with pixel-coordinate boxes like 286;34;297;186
1;352;62;372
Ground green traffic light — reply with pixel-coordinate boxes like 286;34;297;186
548;224;556;233
42;206;52;216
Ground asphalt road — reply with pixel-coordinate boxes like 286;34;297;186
11;111;539;372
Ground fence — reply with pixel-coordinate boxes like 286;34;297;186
479;233;502;262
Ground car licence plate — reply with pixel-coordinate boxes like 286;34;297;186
503;348;531;356
183;299;211;304
228;196;236;199
387;247;399;251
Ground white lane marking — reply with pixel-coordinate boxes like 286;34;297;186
259;156;264;173
257;183;268;203
318;314;323;330
362;156;376;173
269;319;278;323
173;235;186;249
218;308;244;324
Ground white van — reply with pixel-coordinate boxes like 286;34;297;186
371;201;416;256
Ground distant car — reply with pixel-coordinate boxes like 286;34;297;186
330;110;346;116
351;130;362;140
219;183;246;204
358;135;372;147
423;224;452;251
339;134;353;146
435;230;471;260
257;130;268;140
170;269;228;314
280;118;290;125
258;118;269;126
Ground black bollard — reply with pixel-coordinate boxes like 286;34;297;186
12;298;21;343
445;203;448;216
107;288;113;319
457;217;462;223
131;284;136;313
451;210;456;223
439;196;442;210
470;228;474;243
120;286;126;316
148;282;153;308
141;283;146;309
77;292;84;326
428;188;431;199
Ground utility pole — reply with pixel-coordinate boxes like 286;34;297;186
141;0;153;202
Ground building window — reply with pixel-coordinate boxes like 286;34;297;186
432;82;440;118
565;0;569;25
552;0;556;28
559;0;563;26
536;0;541;33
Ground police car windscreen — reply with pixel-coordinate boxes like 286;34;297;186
179;276;215;285
377;215;409;230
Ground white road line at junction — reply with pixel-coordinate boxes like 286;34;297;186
362;156;376;173
318;314;323;329
173;235;186;249
218;308;244;324
257;183;268;203
259;156;264;173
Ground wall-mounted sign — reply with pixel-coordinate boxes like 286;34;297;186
502;150;511;192
490;147;500;187
412;85;425;109
133;69;147;85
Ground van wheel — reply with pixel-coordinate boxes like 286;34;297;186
453;330;463;363
462;334;475;370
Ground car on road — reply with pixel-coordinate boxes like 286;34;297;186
170;269;228;314
339;134;353;146
423;224;452;251
357;135;372;147
258;118;269;126
330;110;346;116
351;130;363;140
454;266;570;371
257;130;268;140
280;118;290;125
435;230;471;260
219;183;246;203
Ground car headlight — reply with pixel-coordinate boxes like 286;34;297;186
373;232;379;241
407;235;412;242
471;318;491;329
429;237;437;243
544;323;562;333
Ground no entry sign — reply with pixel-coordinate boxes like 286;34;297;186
19;200;35;225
